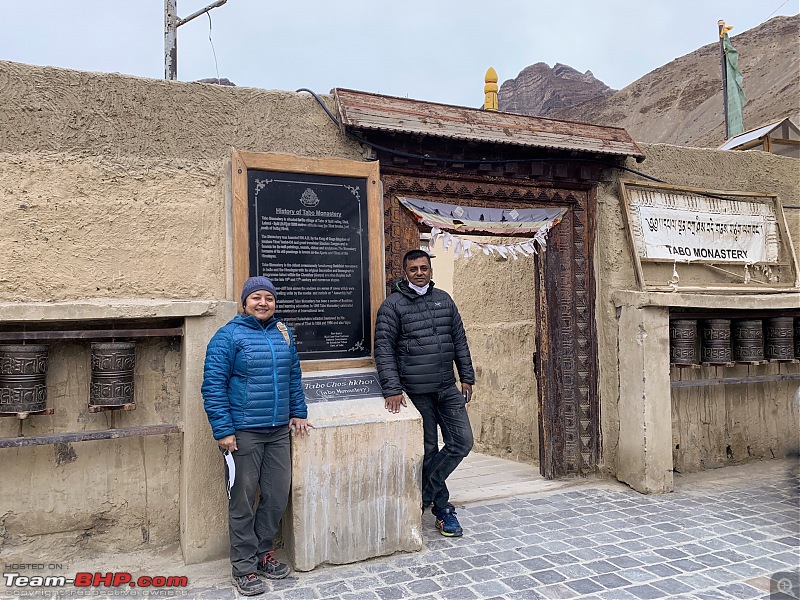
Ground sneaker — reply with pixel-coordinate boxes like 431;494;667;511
232;573;264;596
432;505;463;537
257;550;291;579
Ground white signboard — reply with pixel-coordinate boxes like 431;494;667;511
628;188;779;264
637;206;772;263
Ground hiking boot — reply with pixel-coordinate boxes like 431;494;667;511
257;550;291;579
232;573;264;596
432;505;463;537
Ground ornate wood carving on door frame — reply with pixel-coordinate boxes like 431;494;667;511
381;172;599;478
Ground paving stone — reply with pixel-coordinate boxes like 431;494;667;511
465;553;501;567
434;573;472;587
406;579;442;594
470;579;513;597
408;565;445;578
715;581;769;598
674;572;718;590
653;547;688;560
583;560;618;574
649;578;695;595
491;549;527;562
501;574;539;591
607;555;644;568
535;583;580;599
490;561;528;577
625;584;671;599
529;569;567;584
566;546;606;561
341;592;379;600
373;584;412;600
437;586;478;600
317;580;353;596
615;567;656;583
564;577;604;594
518;557;556;572
464;567;499;582
349;576;383;590
748;555;792;571
437;558;471;574
378;569;414;585
668;558;706;572
554;563;595;579
591;572;632;589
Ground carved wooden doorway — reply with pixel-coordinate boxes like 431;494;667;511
381;172;600;478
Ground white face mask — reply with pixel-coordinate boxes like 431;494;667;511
407;281;429;295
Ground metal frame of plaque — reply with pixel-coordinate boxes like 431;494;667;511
231;151;383;371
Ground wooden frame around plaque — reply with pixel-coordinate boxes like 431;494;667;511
231;150;383;372
618;179;799;292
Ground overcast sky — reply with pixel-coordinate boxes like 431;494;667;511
1;1;796;107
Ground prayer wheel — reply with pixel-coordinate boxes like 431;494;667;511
0;345;49;414
795;317;800;360
701;319;732;365
764;317;794;361
90;342;135;407
733;320;764;362
670;319;697;366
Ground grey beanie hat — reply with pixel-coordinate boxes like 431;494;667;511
241;276;278;306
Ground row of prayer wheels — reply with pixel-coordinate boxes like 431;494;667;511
670;316;799;366
0;342;135;414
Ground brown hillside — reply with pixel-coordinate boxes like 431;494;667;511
501;15;799;148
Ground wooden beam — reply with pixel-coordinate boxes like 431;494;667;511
0;424;180;448
0;328;183;341
671;373;800;388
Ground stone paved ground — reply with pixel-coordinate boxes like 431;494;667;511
6;459;799;600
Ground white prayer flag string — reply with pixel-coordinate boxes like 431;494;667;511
428;227;551;260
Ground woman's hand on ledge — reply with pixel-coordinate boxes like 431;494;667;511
289;418;314;436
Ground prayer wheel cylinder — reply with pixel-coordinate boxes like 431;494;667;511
795;317;800;360
670;319;697;365
733;320;764;362
765;317;794;361
0;344;49;413
90;342;135;407
701;319;732;364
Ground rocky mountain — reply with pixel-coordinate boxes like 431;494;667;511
499;14;799;148
498;62;615;116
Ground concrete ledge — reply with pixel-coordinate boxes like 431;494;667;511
0;299;228;321
612;291;800;310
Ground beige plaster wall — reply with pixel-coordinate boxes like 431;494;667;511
0;60;362;303
453;241;539;464
597;143;800;477
0;61;363;561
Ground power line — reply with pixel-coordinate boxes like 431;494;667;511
765;0;792;20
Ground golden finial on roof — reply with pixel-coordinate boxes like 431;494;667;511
484;67;498;111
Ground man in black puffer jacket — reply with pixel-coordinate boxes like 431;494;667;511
374;249;475;537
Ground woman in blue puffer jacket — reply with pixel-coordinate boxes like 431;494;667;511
202;276;312;597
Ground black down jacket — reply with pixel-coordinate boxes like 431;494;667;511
374;279;475;397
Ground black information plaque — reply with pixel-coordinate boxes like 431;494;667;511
248;170;371;360
302;373;384;404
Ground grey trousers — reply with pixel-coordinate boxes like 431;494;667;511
227;428;291;576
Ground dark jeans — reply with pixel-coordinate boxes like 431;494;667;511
408;385;474;511
227;428;291;576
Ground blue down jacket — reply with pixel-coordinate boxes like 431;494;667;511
374;279;475;397
202;314;307;440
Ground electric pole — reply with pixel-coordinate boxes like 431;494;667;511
165;0;228;80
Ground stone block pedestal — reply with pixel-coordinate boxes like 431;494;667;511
284;373;423;571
